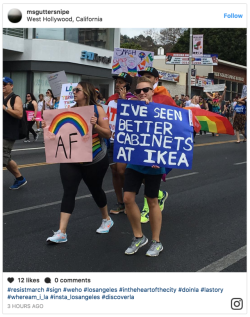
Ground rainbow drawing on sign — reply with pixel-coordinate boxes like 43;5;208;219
49;112;89;136
112;62;121;72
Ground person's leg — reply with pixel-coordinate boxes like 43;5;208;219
235;130;240;142
47;163;82;243
147;197;162;242
144;173;164;256
123;168;148;254
124;191;142;238
29;122;38;139
110;164;124;203
81;155;113;233
6;160;22;178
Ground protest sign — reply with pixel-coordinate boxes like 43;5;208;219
43;107;93;163
203;84;225;92
58;83;77;109
241;85;247;98
158;70;179;82
47;71;68;97
26;111;42;121
193;34;203;56
112;48;154;76
113;100;194;169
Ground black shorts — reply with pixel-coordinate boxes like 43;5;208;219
123;168;162;198
108;142;114;165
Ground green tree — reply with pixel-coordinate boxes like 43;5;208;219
120;42;142;50
171;28;246;65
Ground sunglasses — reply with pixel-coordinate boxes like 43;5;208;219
134;87;152;94
3;82;9;86
73;88;84;93
26;95;31;97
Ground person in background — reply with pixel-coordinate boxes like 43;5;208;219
198;97;207;135
174;95;182;106
95;88;105;105
3;77;27;190
53;96;60;109
184;95;191;107
189;96;201;142
44;89;54;110
205;86;227;136
23;93;38;143
180;94;185;105
106;72;134;215
36;93;44;133
233;97;247;143
222;101;231;121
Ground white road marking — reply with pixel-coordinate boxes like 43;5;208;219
197;246;246;272
12;147;45;152
234;162;247;165
3;172;198;216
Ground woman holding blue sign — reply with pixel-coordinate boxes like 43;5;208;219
123;77;164;257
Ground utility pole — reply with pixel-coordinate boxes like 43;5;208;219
188;28;192;97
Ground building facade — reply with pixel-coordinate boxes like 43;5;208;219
3;28;120;103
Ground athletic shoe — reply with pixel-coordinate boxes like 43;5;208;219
36;129;41;133
34;134;39;141
110;203;125;214
140;210;149;223
9;178;27;190
47;230;67;243
158;191;168;212
146;240;163;257
96;217;114;233
23;138;30;143
140;197;149;223
125;235;148;255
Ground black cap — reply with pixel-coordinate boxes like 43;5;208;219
138;67;159;78
112;72;132;85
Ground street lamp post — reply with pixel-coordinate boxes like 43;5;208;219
188;28;192;97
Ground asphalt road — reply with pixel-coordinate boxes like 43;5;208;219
3;132;246;272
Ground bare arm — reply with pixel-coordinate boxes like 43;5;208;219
32;100;38;120
219;87;227;102
3;96;23;119
91;105;111;139
205;92;213;99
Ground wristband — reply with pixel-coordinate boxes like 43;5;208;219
94;124;97;129
5;106;8;111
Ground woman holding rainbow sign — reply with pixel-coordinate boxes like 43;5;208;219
45;82;112;243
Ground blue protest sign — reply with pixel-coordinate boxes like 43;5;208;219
113;100;194;169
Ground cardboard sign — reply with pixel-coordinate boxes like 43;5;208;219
112;48;154;76
113;100;194;169
241;85;247;98
47;71;68;97
203;84;225;92
43;107;93;163
58;83;77;109
26;111;43;121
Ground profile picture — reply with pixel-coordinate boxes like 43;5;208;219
8;8;22;23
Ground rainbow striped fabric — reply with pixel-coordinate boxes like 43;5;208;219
185;107;234;135
92;133;102;158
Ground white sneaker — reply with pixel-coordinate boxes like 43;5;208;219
96;217;114;233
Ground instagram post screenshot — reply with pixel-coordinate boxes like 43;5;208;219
1;1;248;316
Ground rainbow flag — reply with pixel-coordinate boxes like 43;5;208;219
185;107;234;135
112;62;121;72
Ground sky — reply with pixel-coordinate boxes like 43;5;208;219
120;28;161;38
